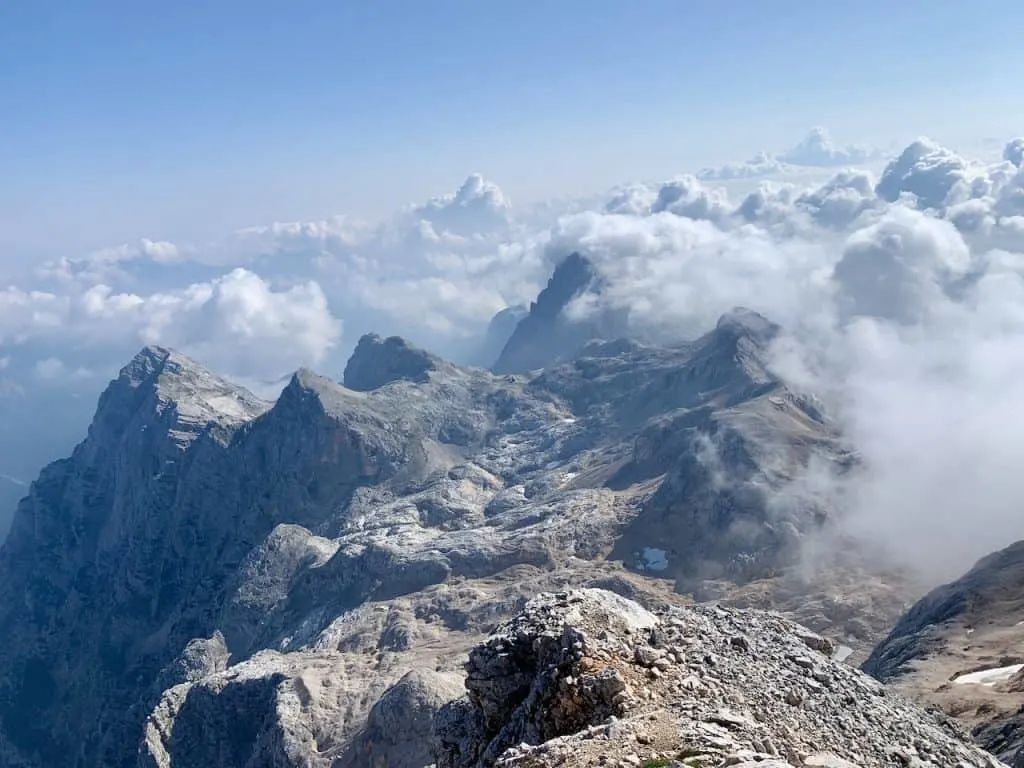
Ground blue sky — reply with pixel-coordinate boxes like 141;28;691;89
2;0;1023;258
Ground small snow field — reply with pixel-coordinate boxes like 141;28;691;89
953;663;1024;686
832;645;853;663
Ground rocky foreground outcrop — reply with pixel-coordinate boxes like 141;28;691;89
436;589;1006;768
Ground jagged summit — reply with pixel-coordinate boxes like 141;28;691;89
121;344;174;382
343;333;441;391
118;344;225;392
492;252;602;374
87;346;268;453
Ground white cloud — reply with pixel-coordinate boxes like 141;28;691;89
831;206;969;324
1003;138;1024;168
699;127;883;182
1;269;341;381
875;138;972;209
89;238;182;265
100;269;342;378
33;357;64;381
410;173;511;236
698;152;787;181
779;126;879;167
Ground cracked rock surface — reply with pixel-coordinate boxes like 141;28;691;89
435;589;1006;768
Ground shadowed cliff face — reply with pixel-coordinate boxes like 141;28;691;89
0;475;25;542
0;294;894;768
492;252;603;374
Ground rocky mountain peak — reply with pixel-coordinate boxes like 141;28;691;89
120;344;174;384
343;333;441;391
492;252;602;373
88;346;268;453
530;252;597;320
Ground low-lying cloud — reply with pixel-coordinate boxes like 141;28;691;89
544;137;1024;581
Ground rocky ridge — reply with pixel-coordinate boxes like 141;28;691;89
435;588;1005;768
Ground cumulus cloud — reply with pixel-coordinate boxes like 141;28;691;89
831;206;970;324
779;126;879;167
875;138;972;209
86;269;342;377
411;173;511;236
1004;138;1024;168
1;269;341;381
24;174;548;366
699;127;883;181
698;152;787;181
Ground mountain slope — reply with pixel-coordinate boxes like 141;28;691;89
864;540;1024;767
0;347;270;767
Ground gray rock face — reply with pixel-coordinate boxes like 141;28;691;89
0;308;904;767
434;589;1005;768
0;474;25;542
0;346;271;767
343;333;442;391
337;669;466;768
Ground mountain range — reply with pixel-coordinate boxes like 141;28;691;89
0;253;1019;767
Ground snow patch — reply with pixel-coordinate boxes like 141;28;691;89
832;645;854;663
953;663;1024;686
640;547;669;572
204;394;251;419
